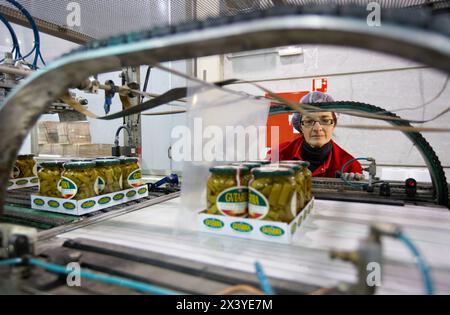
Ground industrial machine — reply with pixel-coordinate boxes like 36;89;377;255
1;0;450;295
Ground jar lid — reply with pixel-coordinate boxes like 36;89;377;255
40;160;65;168
278;160;302;165
252;166;294;178
299;161;310;168
246;160;271;165
231;162;261;170
70;158;94;162
95;158;120;166
119;157;139;164
17;154;35;160
271;163;301;171
64;161;96;169
209;165;250;175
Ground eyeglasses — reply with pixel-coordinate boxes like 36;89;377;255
301;119;335;127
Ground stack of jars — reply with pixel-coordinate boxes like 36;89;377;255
206;160;312;223
11;155;37;179
38;156;142;200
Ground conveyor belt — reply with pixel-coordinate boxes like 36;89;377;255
54;197;450;294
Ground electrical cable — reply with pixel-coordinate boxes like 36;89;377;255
0;14;22;62
6;0;45;68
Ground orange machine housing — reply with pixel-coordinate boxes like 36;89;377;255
266;91;309;147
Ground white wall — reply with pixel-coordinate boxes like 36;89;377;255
223;45;450;182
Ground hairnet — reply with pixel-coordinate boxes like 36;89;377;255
291;92;335;133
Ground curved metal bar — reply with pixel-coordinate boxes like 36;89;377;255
1;13;449;212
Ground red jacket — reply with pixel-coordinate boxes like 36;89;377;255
268;136;362;177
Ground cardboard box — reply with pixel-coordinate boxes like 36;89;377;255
7;177;39;190
198;198;315;244
76;144;112;157
31;185;149;216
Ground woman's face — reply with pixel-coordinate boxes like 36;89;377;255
300;112;336;148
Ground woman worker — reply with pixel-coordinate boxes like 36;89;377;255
271;91;363;179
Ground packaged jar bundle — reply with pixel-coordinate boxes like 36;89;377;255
59;161;97;200
95;158;122;193
207;165;250;217
13;155;36;178
272;163;306;214
248;167;296;223
120;157;142;189
38;161;65;198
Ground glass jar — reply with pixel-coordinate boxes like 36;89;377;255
299;161;312;202
96;159;122;193
231;162;261;184
120;157;142;189
59;161;97;200
38;161;65;197
13;154;36;178
270;163;306;215
207;165;250;217
248;167;296;223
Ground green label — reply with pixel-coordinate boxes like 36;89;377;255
126;190;137;198
248;188;269;219
81;200;96;209
30;177;39;184
260;225;285;237
113;193;125;201
16;179;28;186
48;200;60;208
8;181;13;187
33;198;45;206
63;202;76;210
138;187;147;195
230;222;253;233
203;218;224;229
95;176;105;195
128;169;142;188
12;166;20;178
98;196;111;205
216;186;248;216
58;177;78;199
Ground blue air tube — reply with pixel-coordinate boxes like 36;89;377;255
398;233;434;295
255;261;275;295
26;258;185;295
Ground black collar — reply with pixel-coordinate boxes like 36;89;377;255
301;141;332;172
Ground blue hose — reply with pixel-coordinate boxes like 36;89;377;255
255;261;275;295
27;258;184;295
6;0;45;68
0;14;23;61
0;257;23;266
398;233;434;295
